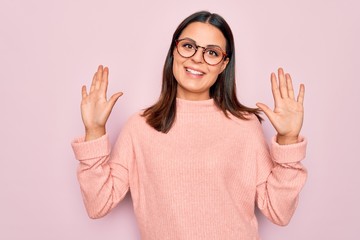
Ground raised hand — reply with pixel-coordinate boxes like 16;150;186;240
256;68;305;145
81;65;123;141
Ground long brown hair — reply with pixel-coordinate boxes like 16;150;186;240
142;11;262;133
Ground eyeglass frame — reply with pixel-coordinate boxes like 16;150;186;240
174;38;228;66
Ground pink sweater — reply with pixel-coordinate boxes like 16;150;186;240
72;98;307;240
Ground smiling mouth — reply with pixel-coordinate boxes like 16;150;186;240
185;67;205;76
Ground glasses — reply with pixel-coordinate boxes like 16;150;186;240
175;38;227;66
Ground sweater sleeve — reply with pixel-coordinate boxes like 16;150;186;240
71;129;133;219
255;133;307;226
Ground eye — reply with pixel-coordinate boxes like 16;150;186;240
206;48;220;57
183;43;194;49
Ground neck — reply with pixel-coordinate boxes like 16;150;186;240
176;91;210;101
176;98;220;113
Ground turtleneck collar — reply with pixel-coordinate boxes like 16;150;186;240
175;98;221;113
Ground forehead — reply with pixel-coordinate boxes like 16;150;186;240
178;22;227;49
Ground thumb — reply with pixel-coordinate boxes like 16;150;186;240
108;92;123;109
256;102;275;121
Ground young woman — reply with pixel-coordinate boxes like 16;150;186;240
72;11;307;240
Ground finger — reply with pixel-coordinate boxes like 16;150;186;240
95;65;103;90
90;72;96;93
286;73;295;99
100;66;109;98
297;83;305;104
81;85;88;99
256;102;276;123
278;68;288;98
271;72;281;105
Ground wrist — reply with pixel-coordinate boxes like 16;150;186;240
276;134;299;145
85;127;106;141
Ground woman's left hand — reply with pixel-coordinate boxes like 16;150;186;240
256;68;305;145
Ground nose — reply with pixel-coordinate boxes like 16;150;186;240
191;47;205;63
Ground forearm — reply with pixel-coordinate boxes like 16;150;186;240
257;161;307;225
77;158;128;218
72;134;129;218
256;136;307;225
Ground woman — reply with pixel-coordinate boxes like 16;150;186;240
72;11;307;240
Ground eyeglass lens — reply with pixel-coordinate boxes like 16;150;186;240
176;39;225;65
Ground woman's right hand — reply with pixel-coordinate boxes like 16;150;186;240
81;65;123;141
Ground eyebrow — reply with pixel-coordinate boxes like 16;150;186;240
181;37;224;49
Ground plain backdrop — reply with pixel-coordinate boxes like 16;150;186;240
1;0;359;239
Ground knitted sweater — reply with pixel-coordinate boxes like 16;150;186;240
71;98;307;240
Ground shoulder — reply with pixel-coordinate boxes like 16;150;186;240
113;111;149;145
123;111;146;128
121;110;155;135
226;112;265;141
228;112;262;128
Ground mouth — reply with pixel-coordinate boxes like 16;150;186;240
185;67;205;76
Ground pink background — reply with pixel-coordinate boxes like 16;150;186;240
1;0;359;239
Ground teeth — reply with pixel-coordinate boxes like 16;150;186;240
186;68;203;75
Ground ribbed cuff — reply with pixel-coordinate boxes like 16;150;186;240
71;134;111;161
270;136;307;163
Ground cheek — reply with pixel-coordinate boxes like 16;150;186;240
172;53;187;79
209;65;224;77
220;61;228;73
172;58;182;80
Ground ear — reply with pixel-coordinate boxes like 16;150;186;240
219;57;229;74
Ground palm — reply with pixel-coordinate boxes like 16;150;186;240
81;65;123;136
256;68;305;141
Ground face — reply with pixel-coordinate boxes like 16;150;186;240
173;22;229;100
